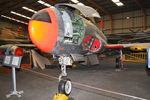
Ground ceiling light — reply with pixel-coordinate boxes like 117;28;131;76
77;2;84;6
44;3;51;7
126;17;130;19
112;0;120;3
116;2;124;6
37;0;45;4
1;15;28;25
71;0;79;3
10;11;31;19
37;0;51;7
111;0;124;7
22;6;37;13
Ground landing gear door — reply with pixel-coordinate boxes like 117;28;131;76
62;11;73;38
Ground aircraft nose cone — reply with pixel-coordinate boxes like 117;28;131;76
28;8;58;53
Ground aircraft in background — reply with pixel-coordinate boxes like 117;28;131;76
106;29;150;44
0;27;35;65
28;3;150;96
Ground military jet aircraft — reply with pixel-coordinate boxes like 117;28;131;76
28;3;150;96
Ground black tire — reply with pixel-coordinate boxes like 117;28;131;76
116;57;121;68
58;78;72;96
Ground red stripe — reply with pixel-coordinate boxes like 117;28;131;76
105;45;124;49
101;19;103;29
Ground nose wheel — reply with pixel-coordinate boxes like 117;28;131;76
58;78;72;96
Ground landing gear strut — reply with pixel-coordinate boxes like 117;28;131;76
58;56;72;96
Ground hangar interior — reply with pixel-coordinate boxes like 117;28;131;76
0;0;150;100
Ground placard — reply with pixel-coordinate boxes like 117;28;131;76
11;56;22;68
3;56;12;67
3;55;22;68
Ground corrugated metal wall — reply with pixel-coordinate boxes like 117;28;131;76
100;9;150;34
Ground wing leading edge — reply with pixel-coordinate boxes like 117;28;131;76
105;43;150;49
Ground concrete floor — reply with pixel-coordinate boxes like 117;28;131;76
0;56;150;100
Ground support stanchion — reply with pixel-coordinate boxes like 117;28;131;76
6;67;23;98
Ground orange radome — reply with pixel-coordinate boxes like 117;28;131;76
28;8;58;53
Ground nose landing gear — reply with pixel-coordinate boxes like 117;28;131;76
53;56;72;100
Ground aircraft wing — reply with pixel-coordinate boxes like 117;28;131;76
105;43;150;49
0;39;35;48
0;39;32;45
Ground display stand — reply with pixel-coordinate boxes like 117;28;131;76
3;55;23;98
6;67;23;98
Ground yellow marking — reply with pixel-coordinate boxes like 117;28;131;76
130;46;147;51
53;93;68;100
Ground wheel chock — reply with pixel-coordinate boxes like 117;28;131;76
53;93;68;100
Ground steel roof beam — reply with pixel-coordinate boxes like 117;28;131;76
13;0;38;11
46;0;56;5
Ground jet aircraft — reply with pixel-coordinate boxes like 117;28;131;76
28;3;150;96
